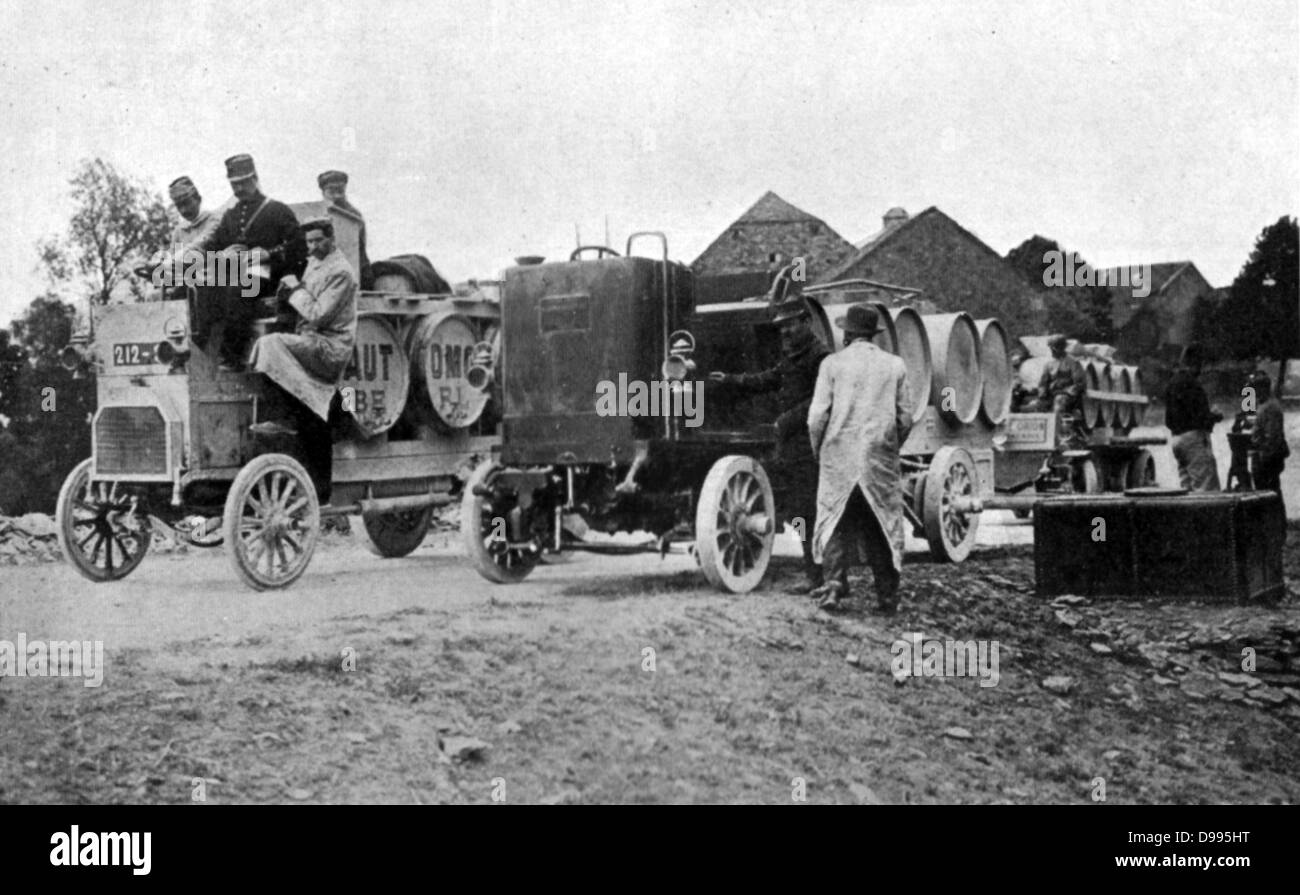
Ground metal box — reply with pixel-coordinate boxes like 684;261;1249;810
1035;491;1285;603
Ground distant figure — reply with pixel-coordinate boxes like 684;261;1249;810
167;175;220;251
248;217;358;503
1248;370;1289;534
1164;344;1222;491
196;154;307;370
807;304;914;614
708;294;829;595
318;169;373;289
1008;346;1033;412
1035;334;1086;414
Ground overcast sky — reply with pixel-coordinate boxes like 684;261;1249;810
1;0;1296;326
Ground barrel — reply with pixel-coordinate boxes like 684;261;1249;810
1129;366;1147;426
338;315;410;438
370;254;451;295
1080;360;1105;428
811;294;897;354
407;311;491;430
974;318;1011;425
889;307;931;423
922;312;982;424
1111;365;1133;427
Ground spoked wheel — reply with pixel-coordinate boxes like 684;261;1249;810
355;506;434;558
694;455;775;593
222;454;320;591
1071;457;1102;494
462;460;541;583
56;459;151;582
1124;449;1157;489
923;446;981;563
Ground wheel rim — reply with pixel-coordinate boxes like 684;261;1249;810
710;470;770;579
939;461;975;549
478;498;539;574
65;468;149;578
235;469;315;585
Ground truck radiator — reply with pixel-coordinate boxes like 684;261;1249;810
95;406;168;474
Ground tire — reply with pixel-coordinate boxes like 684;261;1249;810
1071;457;1101;494
55;458;151;582
922;446;980;563
1125;449;1157;489
461;459;541;583
355;506;434;558
694;455;775;593
222;453;320;591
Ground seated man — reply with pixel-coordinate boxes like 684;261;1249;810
1035;334;1086;414
248;218;358;502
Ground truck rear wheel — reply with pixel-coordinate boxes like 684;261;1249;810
923;446;981;562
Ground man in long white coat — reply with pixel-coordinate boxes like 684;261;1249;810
248;217;357;501
807;304;914;613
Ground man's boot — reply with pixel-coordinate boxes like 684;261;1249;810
789;541;823;595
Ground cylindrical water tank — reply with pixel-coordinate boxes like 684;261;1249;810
975;318;1011;425
338;315;410;438
922;312;982;425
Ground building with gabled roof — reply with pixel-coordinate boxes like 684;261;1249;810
817;206;1044;336
1103;260;1214;361
691;191;855;303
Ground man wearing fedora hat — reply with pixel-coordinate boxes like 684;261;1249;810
318;170;372;289
708;293;830;594
808;303;914;613
195;154;307;370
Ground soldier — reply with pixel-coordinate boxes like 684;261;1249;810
1248;370;1289;535
708;294;830;594
167;176;220;250
196;154;307;370
1164;344;1222;491
248;217;358;503
1035;334;1086;413
807;304;914;614
318;170;372;289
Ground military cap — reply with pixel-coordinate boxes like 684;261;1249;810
317;170;349;188
835;303;883;336
225;154;258;181
168;176;199;202
300;217;334;237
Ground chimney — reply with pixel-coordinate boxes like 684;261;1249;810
883;207;909;229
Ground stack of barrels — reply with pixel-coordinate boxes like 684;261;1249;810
812;294;1013;427
1018;350;1146;429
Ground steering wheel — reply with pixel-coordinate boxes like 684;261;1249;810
570;246;621;261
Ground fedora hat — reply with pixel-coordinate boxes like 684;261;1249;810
834;303;882;336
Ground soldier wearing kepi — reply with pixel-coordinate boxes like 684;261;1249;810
708;294;830;594
196;154;307;370
248;217;358;503
318;169;372;289
807;304;914;613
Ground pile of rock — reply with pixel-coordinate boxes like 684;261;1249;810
0;514;60;565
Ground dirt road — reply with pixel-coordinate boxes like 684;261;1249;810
2;514;1298;805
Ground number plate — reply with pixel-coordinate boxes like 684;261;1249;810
112;342;157;366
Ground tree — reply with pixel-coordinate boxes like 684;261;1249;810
1219;216;1299;361
1006;235;1115;342
38;158;172;306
